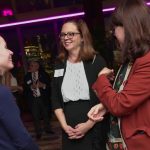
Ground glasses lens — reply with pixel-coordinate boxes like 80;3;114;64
67;32;74;38
59;33;65;39
59;32;80;39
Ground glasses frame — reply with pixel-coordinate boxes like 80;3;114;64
59;32;81;40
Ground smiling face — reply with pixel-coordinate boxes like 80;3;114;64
60;22;83;54
0;36;13;75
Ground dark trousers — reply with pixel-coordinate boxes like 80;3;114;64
31;96;51;135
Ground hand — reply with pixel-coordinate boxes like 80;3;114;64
71;121;94;139
98;67;114;81
88;103;107;122
37;81;45;88
63;125;76;138
31;83;37;89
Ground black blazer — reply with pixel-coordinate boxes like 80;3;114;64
51;54;106;110
51;54;110;147
24;70;51;102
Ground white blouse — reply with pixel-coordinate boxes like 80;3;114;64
61;60;90;102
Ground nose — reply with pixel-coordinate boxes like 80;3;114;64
9;50;13;55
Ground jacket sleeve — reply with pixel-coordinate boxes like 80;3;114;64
93;58;150;116
51;63;63;110
0;87;39;150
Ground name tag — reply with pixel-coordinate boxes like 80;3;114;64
27;80;32;85
54;69;64;77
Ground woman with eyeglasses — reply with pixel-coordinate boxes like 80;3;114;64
0;35;39;150
88;0;150;149
51;19;109;150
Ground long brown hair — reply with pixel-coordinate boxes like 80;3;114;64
58;19;97;62
111;0;150;62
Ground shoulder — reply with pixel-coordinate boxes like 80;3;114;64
0;85;10;96
134;51;150;69
0;85;13;100
91;54;107;69
53;60;66;70
0;86;16;109
94;54;106;64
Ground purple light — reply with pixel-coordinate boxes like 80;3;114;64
102;7;115;12
2;9;13;16
147;2;150;5
0;2;149;28
0;12;85;28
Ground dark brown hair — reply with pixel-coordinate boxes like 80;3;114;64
111;0;150;62
57;19;97;62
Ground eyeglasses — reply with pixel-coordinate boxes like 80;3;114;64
59;32;81;39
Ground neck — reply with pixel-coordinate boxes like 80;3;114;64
68;49;80;63
0;69;4;76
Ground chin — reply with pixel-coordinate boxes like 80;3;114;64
8;64;14;70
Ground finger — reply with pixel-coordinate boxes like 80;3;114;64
74;129;82;136
87;108;94;117
68;135;77;139
93;106;100;115
93;116;104;122
68;132;76;137
99;117;104;121
75;124;79;129
75;134;84;139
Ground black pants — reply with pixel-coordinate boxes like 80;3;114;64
31;96;51;135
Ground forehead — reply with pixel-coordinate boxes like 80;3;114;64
0;36;6;46
61;22;78;32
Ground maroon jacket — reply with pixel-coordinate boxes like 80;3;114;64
93;52;150;150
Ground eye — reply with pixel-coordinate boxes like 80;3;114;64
67;32;74;37
59;33;66;38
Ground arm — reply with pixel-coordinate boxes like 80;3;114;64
54;108;76;137
93;59;150;116
54;108;68;130
0;87;39;150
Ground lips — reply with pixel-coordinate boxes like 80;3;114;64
64;42;73;47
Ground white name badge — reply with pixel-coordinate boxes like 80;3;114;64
54;69;64;77
27;80;32;85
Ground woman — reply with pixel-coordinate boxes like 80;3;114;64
51;19;109;150
88;0;150;150
0;36;39;150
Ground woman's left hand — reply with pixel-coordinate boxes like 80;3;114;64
88;103;107;122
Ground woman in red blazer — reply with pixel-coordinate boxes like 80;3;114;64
88;0;150;150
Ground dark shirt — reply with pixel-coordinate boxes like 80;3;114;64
0;85;39;150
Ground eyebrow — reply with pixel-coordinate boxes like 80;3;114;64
61;31;78;32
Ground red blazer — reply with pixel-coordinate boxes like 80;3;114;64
93;52;150;150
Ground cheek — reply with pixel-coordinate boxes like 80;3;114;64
115;32;124;43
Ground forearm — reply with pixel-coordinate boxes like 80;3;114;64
86;119;96;129
54;108;67;130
